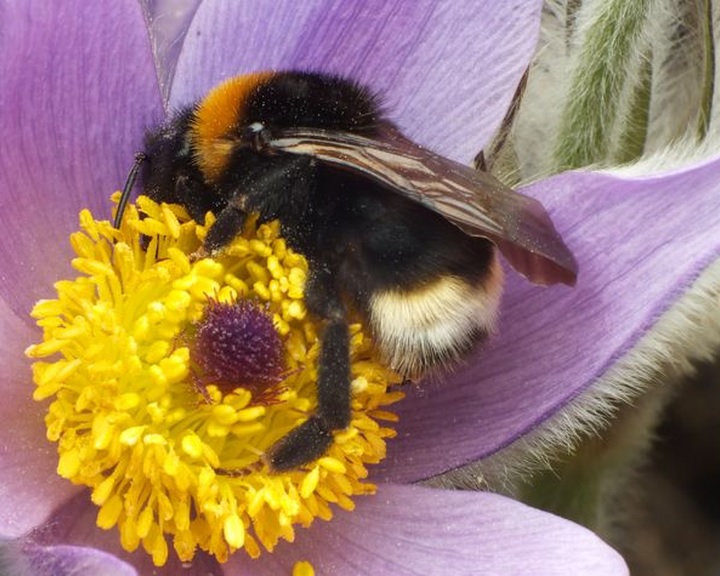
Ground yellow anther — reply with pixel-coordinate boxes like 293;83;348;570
246;261;269;283
235;405;266;422
223;514;246;548
212;403;238;425
317;457;346;474
300;466;320;499
293;560;316;576
119;425;146;446
181;433;204;459
97;494;123;529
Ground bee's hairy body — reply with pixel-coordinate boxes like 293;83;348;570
142;71;501;471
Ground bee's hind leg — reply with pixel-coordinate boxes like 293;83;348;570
265;269;351;472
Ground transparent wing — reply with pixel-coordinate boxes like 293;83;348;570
261;126;578;286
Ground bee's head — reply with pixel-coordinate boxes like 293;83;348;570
116;71;385;228
141;107;222;222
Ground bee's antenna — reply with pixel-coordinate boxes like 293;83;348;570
114;152;147;229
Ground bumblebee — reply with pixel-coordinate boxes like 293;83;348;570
116;71;577;471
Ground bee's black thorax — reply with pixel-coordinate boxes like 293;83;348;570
244;71;383;134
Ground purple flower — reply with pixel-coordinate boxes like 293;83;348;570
9;0;720;573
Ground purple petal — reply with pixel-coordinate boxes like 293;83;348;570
34;491;222;576
226;484;628;575
170;0;543;162
0;0;163;320
0;538;136;576
0;300;80;536
379;156;720;482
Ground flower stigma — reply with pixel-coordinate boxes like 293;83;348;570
25;194;403;566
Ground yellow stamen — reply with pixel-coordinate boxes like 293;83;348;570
26;194;402;566
293;560;316;576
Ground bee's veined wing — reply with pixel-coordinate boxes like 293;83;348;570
262;127;578;286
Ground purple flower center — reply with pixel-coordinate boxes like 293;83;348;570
191;298;285;397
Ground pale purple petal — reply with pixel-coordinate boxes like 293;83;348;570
226;484;628;575
380;156;720;482
34;491;223;576
0;538;136;576
0;299;80;536
170;0;543;162
0;0;163;320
